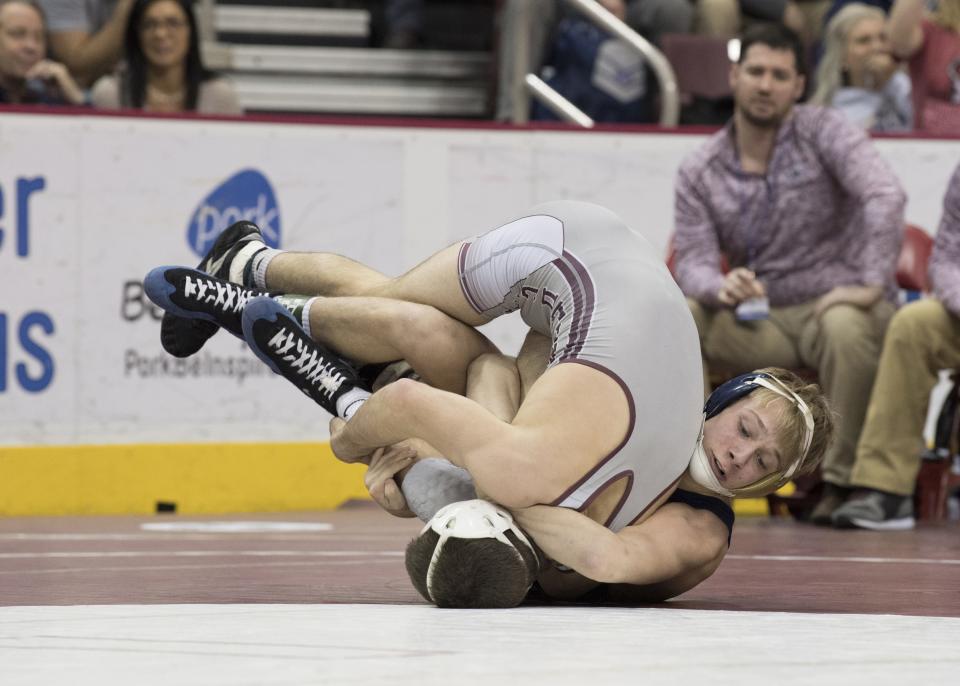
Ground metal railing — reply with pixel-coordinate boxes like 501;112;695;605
516;0;679;128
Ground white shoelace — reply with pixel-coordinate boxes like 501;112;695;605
183;274;257;314
267;327;347;399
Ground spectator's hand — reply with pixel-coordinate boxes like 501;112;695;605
863;52;898;91
329;417;373;464
25;60;85;105
364;445;416;518
717;268;766;307
598;0;627;22
813;285;883;320
782;2;807;42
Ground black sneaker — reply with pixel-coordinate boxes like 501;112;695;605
159;221;267;357
831;489;915;531
242;296;362;416
809;483;852;526
357;360;420;392
145;266;270;339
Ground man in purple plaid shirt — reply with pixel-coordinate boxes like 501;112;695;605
672;23;906;524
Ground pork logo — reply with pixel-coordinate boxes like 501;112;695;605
187;169;281;257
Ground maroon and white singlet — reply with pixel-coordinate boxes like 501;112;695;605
458;200;704;530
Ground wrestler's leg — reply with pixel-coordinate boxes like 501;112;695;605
217;215;561;329
306;295;497;394
266;243;487;326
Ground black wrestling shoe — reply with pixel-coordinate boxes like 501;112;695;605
145;266;270;340
242;296;362;416
159;221;267;357
357;360;420;392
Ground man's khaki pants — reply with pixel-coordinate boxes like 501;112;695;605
689;298;895;487
851;299;960;495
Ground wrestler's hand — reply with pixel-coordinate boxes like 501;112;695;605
717;268;766;306
329;417;372;464
364;446;416;518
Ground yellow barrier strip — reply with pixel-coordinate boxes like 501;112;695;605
0;442;782;517
0;443;369;516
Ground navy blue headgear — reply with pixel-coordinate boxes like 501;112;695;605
704;372;771;419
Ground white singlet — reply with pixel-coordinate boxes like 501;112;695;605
458;200;703;531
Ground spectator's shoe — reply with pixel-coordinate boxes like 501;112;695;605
383;29;420;49
242;296;362;417
809;483;852;526
160;221;268;357
145;266;269;340
831;489;915;531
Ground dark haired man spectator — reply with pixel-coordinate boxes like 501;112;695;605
38;0;132;86
0;0;83;104
672;23;906;525
831;163;960;530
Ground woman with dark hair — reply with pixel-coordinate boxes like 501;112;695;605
90;0;240;114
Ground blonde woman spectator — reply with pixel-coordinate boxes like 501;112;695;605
889;0;960;134
91;0;241;115
0;0;83;104
811;3;912;131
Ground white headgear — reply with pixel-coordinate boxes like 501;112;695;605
421;499;537;603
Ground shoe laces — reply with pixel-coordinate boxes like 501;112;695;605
183;274;258;314
267;326;347;399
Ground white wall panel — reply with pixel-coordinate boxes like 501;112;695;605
0;112;956;446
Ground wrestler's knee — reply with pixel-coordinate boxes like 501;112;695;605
380;302;475;356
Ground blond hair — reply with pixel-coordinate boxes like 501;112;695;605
811;3;887;106
934;0;960;30
751;367;835;480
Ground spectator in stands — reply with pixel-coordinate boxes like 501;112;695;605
496;0;694;121
0;0;83;104
831;162;960;530
889;0;960;135
38;0;132;87
810;3;911;131
696;1;820;43
672;24;905;526
90;0;241;115
384;0;422;49
823;0;893;26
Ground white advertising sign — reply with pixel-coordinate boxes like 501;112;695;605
1;112;957;447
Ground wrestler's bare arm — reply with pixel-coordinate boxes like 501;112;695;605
333;379;546;508
359;329;548;515
512;502;728;595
